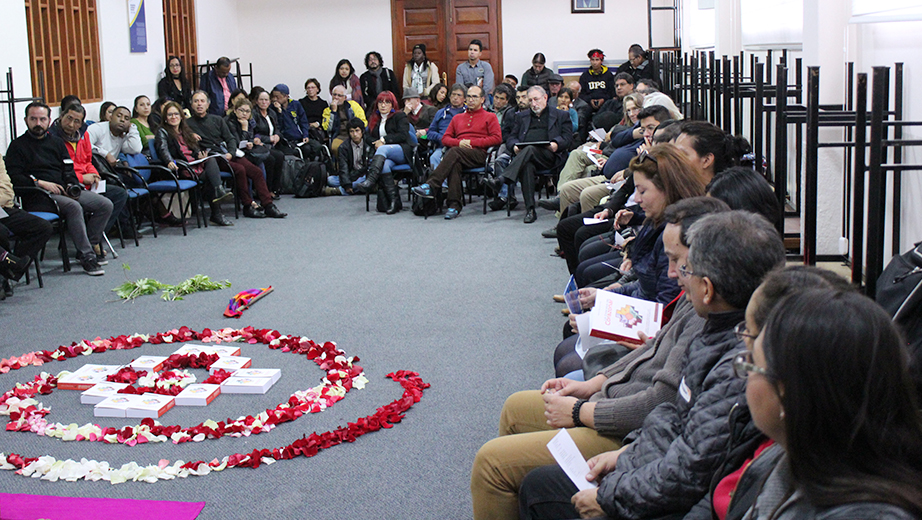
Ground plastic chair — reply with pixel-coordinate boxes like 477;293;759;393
13;186;71;276
142;141;204;236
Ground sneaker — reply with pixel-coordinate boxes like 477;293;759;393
212;186;234;204
541;227;558;239
412;183;434;198
93;244;109;265
444;208;461;220
81;256;104;276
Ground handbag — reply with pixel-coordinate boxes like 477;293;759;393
246;144;271;164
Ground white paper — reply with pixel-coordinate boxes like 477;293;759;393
0;207;7;218
588;128;607;142
546;429;598;491
92;179;106;193
583;218;609;226
574;312;604;358
238;140;249;149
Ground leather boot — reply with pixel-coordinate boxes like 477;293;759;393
382;174;402;214
209;202;233;226
355;155;386;193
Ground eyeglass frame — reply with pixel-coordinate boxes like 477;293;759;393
733;322;757;342
732;351;770;379
637;148;657;165
677;263;702;279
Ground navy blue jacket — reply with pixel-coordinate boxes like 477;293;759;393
427;105;465;148
273;100;312;143
615;221;680;305
199;69;237;115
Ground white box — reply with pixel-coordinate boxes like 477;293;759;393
94;394;142;418
129;356;168;372
208;356;251;374
174;384;221;406
230;368;280;385
172;343;242;357
125;393;176;418
80;382;130;404
58;364;124;391
221;376;276;394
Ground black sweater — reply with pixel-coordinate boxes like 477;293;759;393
5;132;79;187
185;113;237;153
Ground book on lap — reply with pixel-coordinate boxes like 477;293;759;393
587;290;663;344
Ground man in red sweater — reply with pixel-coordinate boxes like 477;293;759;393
412;85;501;219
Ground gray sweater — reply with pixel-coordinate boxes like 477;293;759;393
589;296;705;438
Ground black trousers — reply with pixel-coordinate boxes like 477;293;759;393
503;145;556;209
556;207;612;273
518;464;583;520
0;207;54;260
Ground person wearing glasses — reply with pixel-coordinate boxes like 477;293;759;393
226;98;287;212
517;210;786;520
411;85;502;219
355;91;412;214
617;44;661;87
322;85;367;157
426;83;468;169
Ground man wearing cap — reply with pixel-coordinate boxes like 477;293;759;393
269;83;320;158
579;49;615;112
403;87;437;138
547;74;565;107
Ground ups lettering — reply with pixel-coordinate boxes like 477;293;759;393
588;81;607;90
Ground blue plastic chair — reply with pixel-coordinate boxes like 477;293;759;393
142;141;204;235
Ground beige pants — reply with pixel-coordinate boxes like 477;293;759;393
559;176;605;215
470;390;622;520
557;150;597;192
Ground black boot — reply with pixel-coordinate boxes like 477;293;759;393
209;203;233;226
355;155;386;193
382;174;402;214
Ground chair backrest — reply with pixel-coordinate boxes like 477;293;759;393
122;153;148;169
407;128;419;146
147;141;161;163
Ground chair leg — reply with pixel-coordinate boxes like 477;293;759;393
114;220;126;249
147;195;158;238
59;225;70;272
102;232;118;259
33;254;43;288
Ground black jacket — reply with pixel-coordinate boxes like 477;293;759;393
506;107;572;167
359;68;398;110
154;127;201;165
185;113;237;153
5;132;79;188
157;76;192;109
337;138;375;185
251;110;281;144
366;111;413;164
597;310;754;520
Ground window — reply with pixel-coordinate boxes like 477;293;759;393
24;0;103;105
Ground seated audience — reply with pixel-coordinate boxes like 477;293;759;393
635;77;659;96
185;91;286;220
55;104;131;241
469;197;728;520
579;49;615;112
329;118;374;195
155;100;233;226
224;88;248;116
426;84;467;168
617;44;661;87
330;59;364;108
567;81;592;142
403;44;440;97
522;53;551;93
6;102;112;276
517;210;786;520
403;87;437;138
158;55;192;109
322;85;368;156
426;83;449;109
456;39;495;100
199;56;238;115
297;78;329;137
503;74;518;88
355;91;412;214
270;84;322;159
487;86;572;223
251;89;286;197
491;84;516;129
131;95;156;150
547;74;564;106
555;87;578;134
412;85;502;219
0;157;53;291
225;98;284;203
486;85;531;211
594;72;635;129
360;51;398;111
706;166;782;230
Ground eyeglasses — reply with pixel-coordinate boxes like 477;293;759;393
677;264;700;278
466;94;481;99
733;322;757;342
732;351;769;379
236;108;251;113
637;149;657;164
332;93;346;98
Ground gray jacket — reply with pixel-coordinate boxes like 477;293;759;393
597;309;754;519
590;296;705;438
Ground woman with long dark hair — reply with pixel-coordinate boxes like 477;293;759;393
426;83;449;109
355;91;412;214
154;101;233;226
329;59;363;108
131;95;156;149
157;56;192;109
736;289;922;518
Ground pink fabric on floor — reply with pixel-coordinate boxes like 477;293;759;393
0;493;205;520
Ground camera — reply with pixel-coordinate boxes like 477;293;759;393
66;184;83;198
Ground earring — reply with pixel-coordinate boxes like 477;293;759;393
779;409;785;420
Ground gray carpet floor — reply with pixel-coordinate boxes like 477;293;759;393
0;193;566;519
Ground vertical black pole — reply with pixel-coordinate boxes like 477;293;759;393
794;58;803;214
774;65;788;218
733;55;743;135
844;62;854;241
754;62;764;174
892;62;904;256
866;67;889;298
722;57;732;132
804;67;820;265
709;51;717;123
852;73;868;289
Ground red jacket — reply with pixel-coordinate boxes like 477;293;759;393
63;134;98;185
441;107;502;149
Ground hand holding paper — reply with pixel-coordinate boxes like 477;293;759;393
546;429;598;491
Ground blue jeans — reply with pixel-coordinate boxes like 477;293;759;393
375;144;407;174
430;146;445;169
328;174;366;195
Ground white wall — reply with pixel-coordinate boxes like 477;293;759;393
0;2;34;153
233;0;392;101
502;0;651;80
196;0;241;70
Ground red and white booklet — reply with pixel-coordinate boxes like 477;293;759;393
587;290;663;343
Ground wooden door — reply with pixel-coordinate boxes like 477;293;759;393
391;0;502;94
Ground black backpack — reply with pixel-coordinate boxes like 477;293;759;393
876;242;922;396
293;161;327;198
411;194;438;217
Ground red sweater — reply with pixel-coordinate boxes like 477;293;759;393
442;108;502;149
63;133;98;185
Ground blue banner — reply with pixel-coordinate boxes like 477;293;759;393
129;0;147;53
